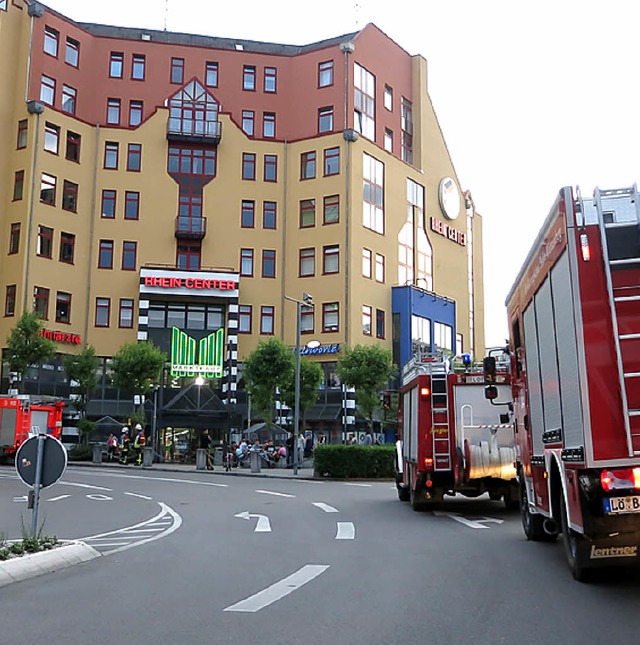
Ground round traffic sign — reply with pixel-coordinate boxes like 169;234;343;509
16;435;67;488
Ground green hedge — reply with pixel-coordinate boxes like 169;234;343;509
313;444;395;478
68;445;92;461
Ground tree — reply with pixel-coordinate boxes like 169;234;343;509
243;338;294;424
62;346;100;444
336;344;396;431
5;311;56;392
281;358;323;430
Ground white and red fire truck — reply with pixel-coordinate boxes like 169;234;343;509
0;395;64;461
396;350;518;511
501;184;640;580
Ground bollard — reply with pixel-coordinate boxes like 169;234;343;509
142;446;153;467
196;448;207;470
250;450;261;473
92;444;103;464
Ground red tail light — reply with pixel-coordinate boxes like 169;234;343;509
580;233;591;262
420;387;431;398
600;468;640;491
424;457;433;468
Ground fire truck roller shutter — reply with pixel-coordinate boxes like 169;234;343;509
466;438;517;480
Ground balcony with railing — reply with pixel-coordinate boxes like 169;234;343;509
175;216;207;240
167;118;222;145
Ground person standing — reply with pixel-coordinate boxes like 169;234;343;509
133;423;146;465
119;427;130;465
200;429;214;470
107;433;118;461
363;431;373;446
297;433;306;466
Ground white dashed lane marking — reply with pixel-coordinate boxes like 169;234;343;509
313;502;339;513
335;522;355;540
255;489;295;498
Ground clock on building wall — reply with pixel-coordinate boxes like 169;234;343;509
438;177;461;220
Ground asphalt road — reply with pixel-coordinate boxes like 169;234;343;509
2;465;640;645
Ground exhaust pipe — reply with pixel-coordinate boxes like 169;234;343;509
543;518;559;536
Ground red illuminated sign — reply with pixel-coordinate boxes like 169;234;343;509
40;329;81;345
143;276;237;290
430;217;466;246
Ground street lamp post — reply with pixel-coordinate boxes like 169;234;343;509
285;293;313;475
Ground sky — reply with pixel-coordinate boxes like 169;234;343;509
43;0;640;348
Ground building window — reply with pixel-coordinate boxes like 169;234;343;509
44;122;60;154
301;151;316;180
318;60;333;87
242;153;256;180
119;299;134;328
384;128;393;153
243;65;256;91
110;52;123;78
5;285;16;317
125;191;140;220
168;146;216;176
434;322;453;352
55;292;71;324
323;147;340;176
65;37;80;67
122;241;137;270
104;142;119;169
376;309;385;339
263;112;275;138
37;225;53;258
375;253;385;282
323;302;339;332
40;75;55;105
264;67;277;92
205;61;218;87
40;173;56;205
17;119;28;149
107;98;121;125
129;100;143;126
13;171;24;201
354;63;375;140
62;180;78;212
177;243;201;270
44;26;59;57
171;57;184;84
263;201;277;229
59;232;75;263
399;179;432;288
322;195;339;225
98;240;114;269
240;248;254;276
95;297;110;327
401;97;413;164
323;245;339;274
238;305;252;333
301;305;314;334
299;248;315;277
318;106;334;133
384;84;393;111
132;54;145;80
262;250;276;278
363;153;384;234
260;305;274;334
264;154;277;182
101;190;116;218
362;305;372;335
8;223;20;255
127;143;142;171
33;287;50;319
241;200;255;227
61;85;76;115
242;110;254;136
66;131;81;162
362;248;372;278
300;199;315;228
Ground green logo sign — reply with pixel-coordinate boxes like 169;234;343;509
170;327;224;377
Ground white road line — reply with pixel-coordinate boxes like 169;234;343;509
234;511;272;532
60;481;113;491
313;502;339;513
72;471;228;487
121;527;167;533
124;492;153;500
13;496;28;503
335;522;355;540
223;565;330;613
433;511;504;529
344;483;372;487
255;489;295;498
47;494;72;502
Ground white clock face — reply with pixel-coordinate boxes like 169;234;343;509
439;177;460;220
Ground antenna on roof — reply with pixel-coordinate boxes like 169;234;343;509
354;2;361;28
164;0;169;31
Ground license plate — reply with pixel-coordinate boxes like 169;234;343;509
603;496;640;515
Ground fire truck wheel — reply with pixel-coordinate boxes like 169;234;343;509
410;485;430;512
397;484;410;502
504;483;520;511
520;476;554;541
560;492;591;582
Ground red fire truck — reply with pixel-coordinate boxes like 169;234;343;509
396;351;518;511
502;184;640;580
0;396;64;461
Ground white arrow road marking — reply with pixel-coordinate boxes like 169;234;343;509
124;492;153;500
433;511;504;529
223;565;330;613
47;494;72;502
335;522;355;540
255;489;295;498
313;502;339;513
235;511;272;532
13;496;28;503
86;494;113;501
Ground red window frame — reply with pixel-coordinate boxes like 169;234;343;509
61;84;76;115
131;54;145;80
66;131;81;162
260;305;274;335
37;225;53;258
125;191;140;220
13;170;24;201
104;142;119;169
323;245;339;274
264;154;277;182
205;61;218;87
176;243;201;270
98;239;114;269
318;61;334;87
8;223;20;254
121;241;137;270
300;151;316;180
263;112;276;138
127;143;142;171
243;65;256;91
242;153;256;180
44;122;60;154
240;248;254;277
33;286;50;320
44;26;59;57
17;119;28;149
299;248;315;277
242;110;255;136
375;253;385;282
376;308;385;339
101;190;116;218
241;200;255;228
65;37;79;67
264;67;277;93
322;302;339;333
129;100;143;126
109;52;124;78
95;297;111;327
318;106;334;133
5;285;16;317
59;232;75;264
300;199;316;228
323;195;339;224
107;98;121;125
170;57;184;84
40;173;56;205
62;180;78;212
362;305;372;336
301;305;314;334
55;291;71;324
119;298;135;328
40;75;55;105
263;201;277;229
238;305;252;334
262;249;276;278
323;147;340;176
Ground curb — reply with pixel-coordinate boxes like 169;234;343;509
0;541;100;588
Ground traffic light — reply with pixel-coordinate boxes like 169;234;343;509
383;391;391;410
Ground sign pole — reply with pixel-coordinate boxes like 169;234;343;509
30;432;45;537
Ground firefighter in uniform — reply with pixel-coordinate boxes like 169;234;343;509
119;427;130;465
133;423;146;465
